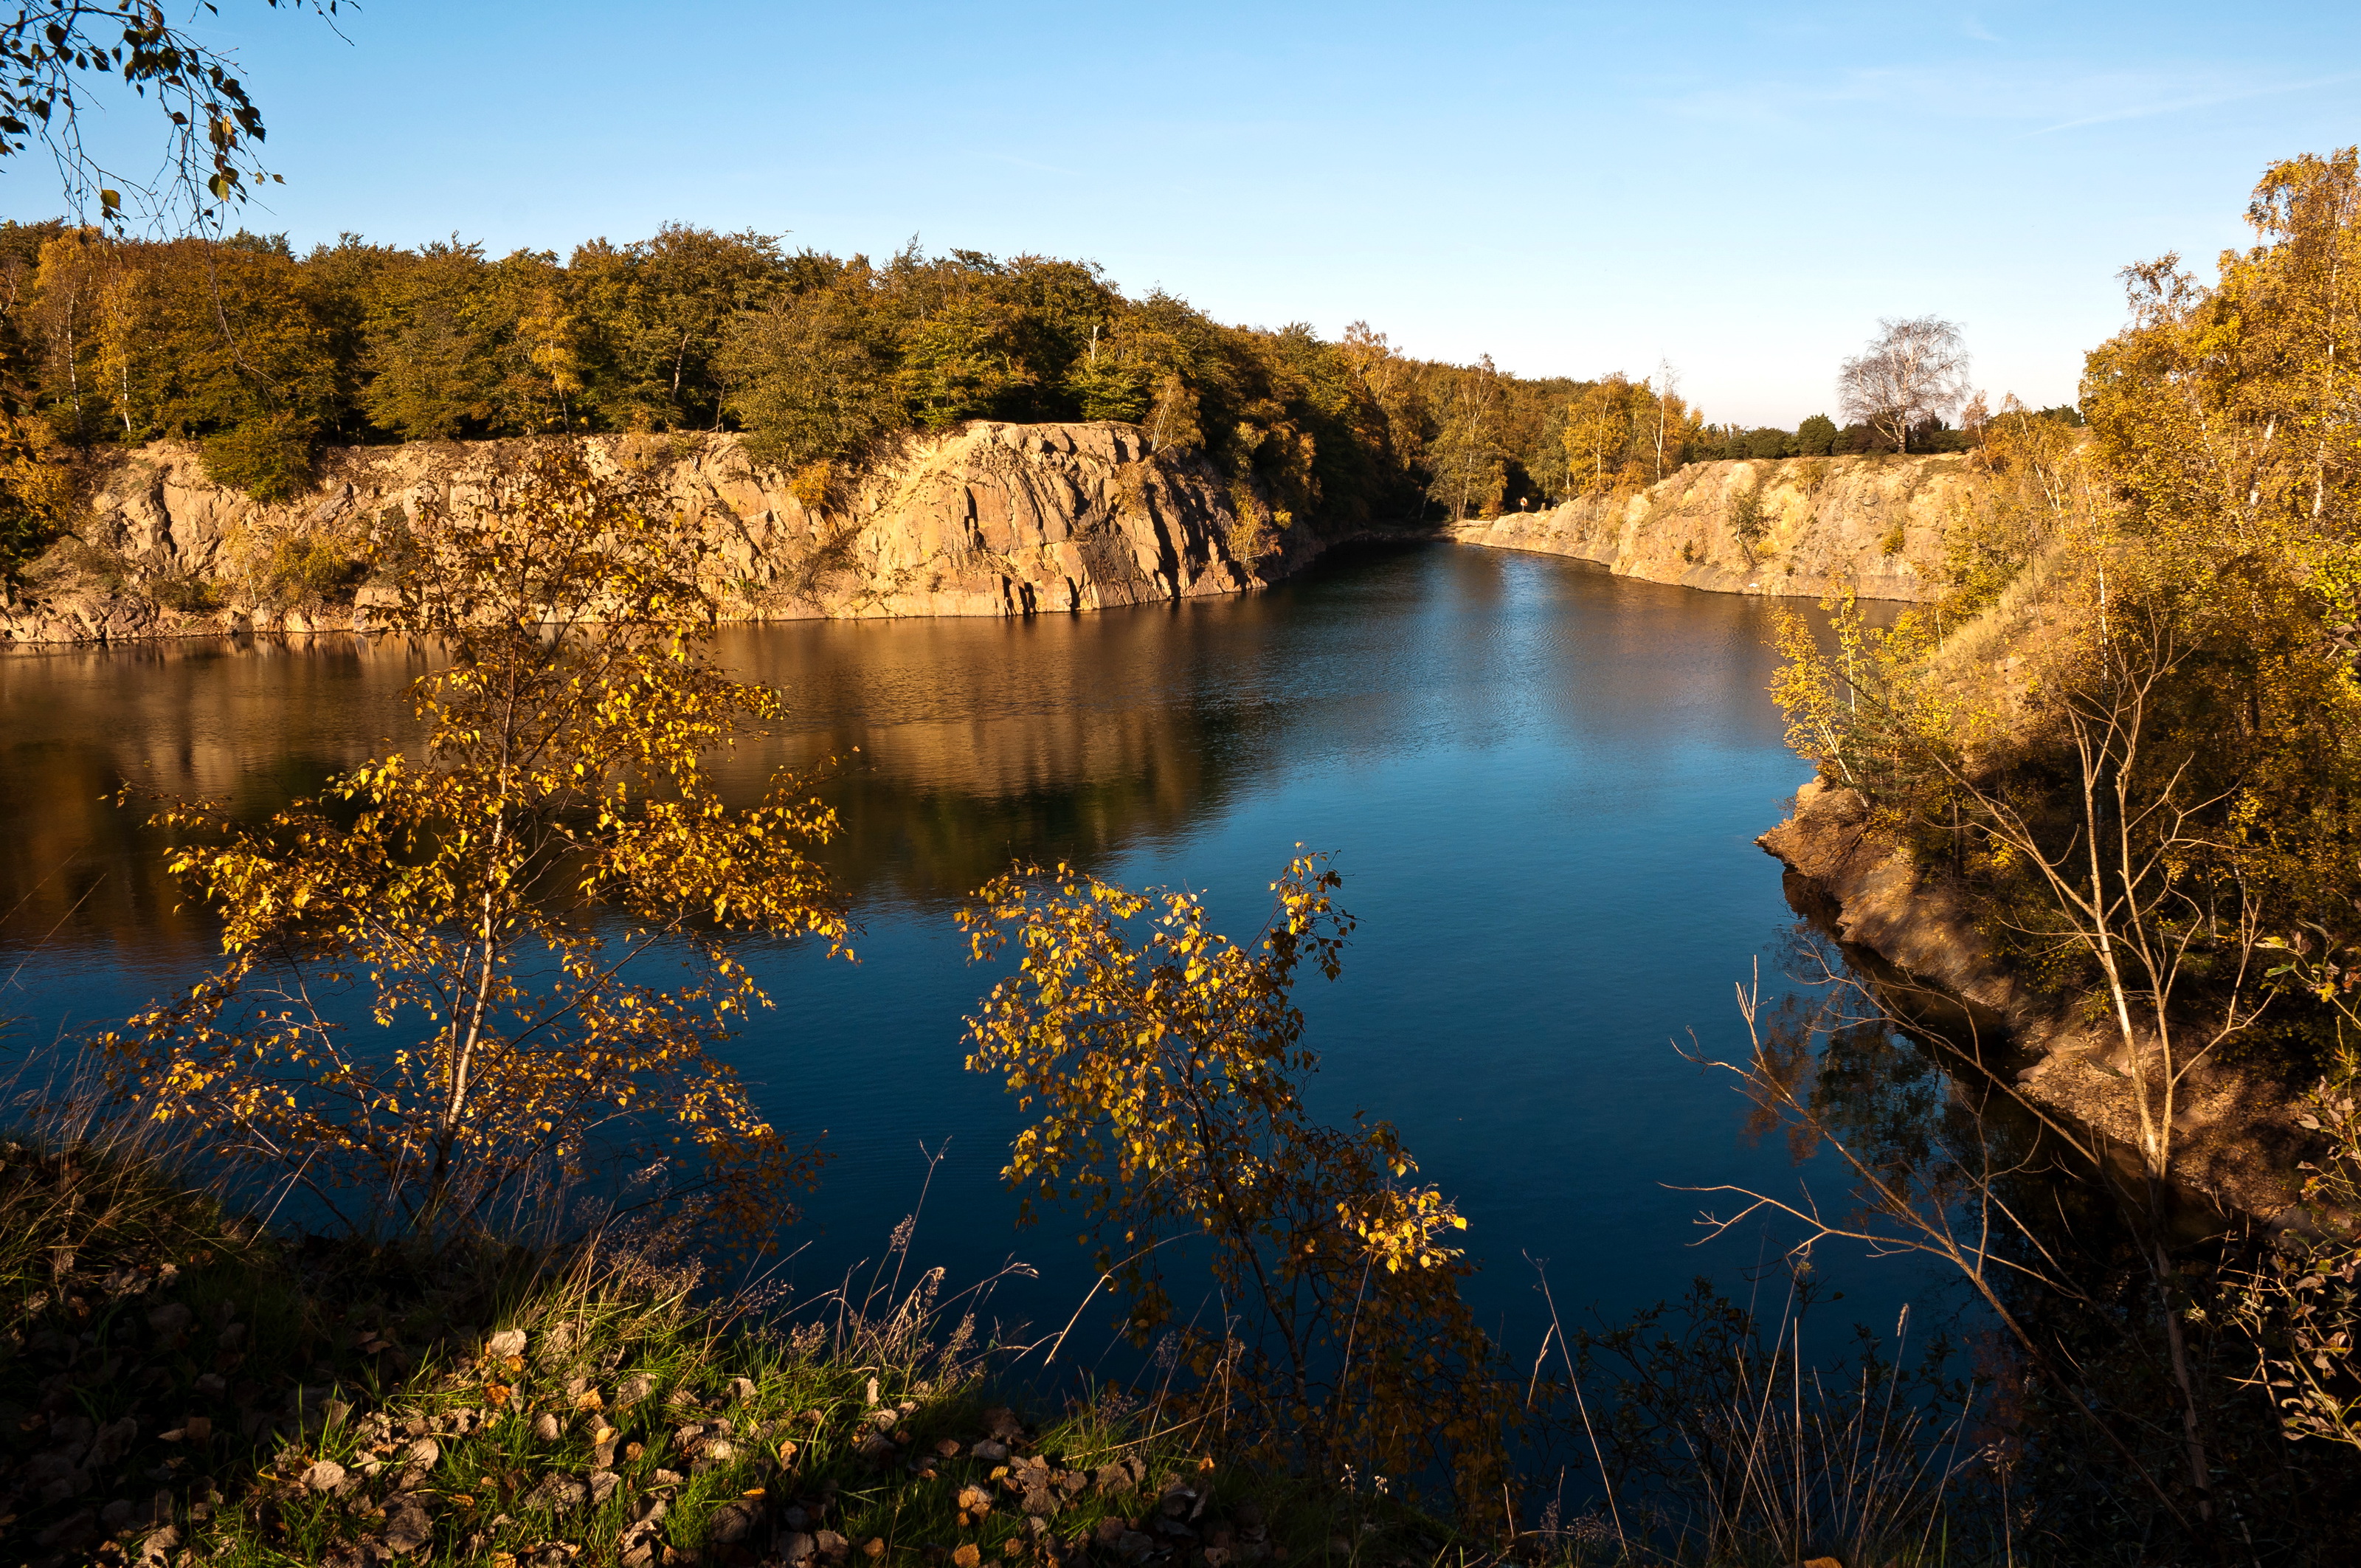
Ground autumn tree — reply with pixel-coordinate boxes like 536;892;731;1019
101;442;851;1240
1561;373;1634;495
1838;317;1969;455
1426;355;1504;519
961;854;1510;1522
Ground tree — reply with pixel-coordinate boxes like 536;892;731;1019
1650;358;1681;481
1838;316;1968;455
960;854;1510;1521
1795;412;1838;455
721;266;908;477
1425;356;1504;519
1561;373;1633;496
101;442;852;1240
569;225;789;431
1;2;343;231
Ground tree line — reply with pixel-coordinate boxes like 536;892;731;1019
0;221;1749;557
0;219;2049;566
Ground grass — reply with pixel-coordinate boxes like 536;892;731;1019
0;1139;1472;1568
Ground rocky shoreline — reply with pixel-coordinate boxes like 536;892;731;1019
1448;452;1985;604
1760;777;2305;1220
0;424;1332;650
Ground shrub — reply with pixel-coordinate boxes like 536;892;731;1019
257;533;366;607
201;412;317;502
148;574;224;613
1727;484;1771;561
961;855;1511;1525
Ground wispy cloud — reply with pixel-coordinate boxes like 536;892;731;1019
2033;71;2360;134
1658;61;2354;139
1962;15;2002;44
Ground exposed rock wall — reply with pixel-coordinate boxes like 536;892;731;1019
1449;453;1990;603
0;423;1283;646
1761;778;2303;1219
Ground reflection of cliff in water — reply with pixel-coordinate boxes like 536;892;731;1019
705;602;1286;905
0;635;434;955
1;542;1857;950
0;595;1296;948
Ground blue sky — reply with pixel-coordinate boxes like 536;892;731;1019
13;1;2360;426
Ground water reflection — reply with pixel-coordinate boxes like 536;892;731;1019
0;544;1940;1358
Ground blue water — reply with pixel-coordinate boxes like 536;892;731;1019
0;542;1954;1367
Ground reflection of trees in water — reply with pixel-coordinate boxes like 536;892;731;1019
1;612;1273;946
1739;916;2361;1563
0;637;433;953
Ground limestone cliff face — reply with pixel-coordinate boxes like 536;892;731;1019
0;423;1276;646
1761;778;2304;1218
1449;453;1986;603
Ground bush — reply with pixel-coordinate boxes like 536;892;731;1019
1727;484;1771;560
148;574;224;613
1795;413;1838;455
201;412;317;502
257;533;365;607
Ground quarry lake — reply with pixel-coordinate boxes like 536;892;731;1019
0;542;1950;1359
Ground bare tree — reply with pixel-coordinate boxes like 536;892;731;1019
1837;317;1969;454
1652;357;1680;483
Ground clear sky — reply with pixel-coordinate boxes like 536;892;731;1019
12;1;2360;427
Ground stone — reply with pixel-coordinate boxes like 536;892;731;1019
4;426;1280;651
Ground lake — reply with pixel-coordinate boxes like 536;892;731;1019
0;541;1953;1367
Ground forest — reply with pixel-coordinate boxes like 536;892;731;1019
0;221;1759;564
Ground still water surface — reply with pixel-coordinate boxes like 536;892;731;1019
0;543;1947;1356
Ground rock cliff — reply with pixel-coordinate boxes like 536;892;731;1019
0;423;1288;646
1760;778;2304;1219
1450;453;1988;603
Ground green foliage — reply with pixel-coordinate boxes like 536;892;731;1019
0;226;1714;540
201;410;317;502
722;263;907;473
1726;483;1770;559
254;531;363;607
1794;412;1838;455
